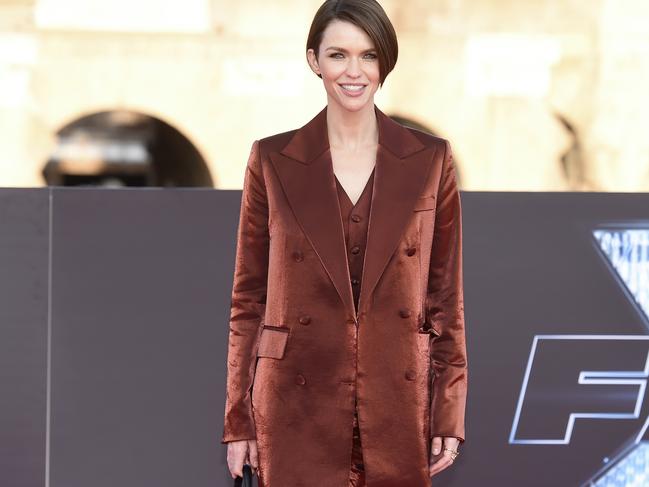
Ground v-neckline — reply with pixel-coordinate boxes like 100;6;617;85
334;167;375;207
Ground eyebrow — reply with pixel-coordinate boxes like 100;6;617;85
325;47;376;53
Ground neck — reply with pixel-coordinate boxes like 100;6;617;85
326;101;378;151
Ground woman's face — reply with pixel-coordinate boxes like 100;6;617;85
307;19;380;113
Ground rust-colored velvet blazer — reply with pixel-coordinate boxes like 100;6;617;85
221;104;468;487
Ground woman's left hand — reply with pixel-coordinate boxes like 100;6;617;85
428;436;460;477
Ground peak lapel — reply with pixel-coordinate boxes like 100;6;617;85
268;104;435;319
269;106;356;318
358;110;434;315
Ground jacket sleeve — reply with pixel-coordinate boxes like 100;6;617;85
425;140;468;443
221;140;269;443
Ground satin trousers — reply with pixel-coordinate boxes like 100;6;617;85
348;399;366;486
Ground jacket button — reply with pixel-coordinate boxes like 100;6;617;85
351;214;362;223
292;251;304;262
405;369;416;381
406;247;416;256
350;245;361;255
351;278;360;286
298;315;311;325
295;374;306;385
399;308;411;318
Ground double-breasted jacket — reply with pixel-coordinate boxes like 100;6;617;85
221;104;468;487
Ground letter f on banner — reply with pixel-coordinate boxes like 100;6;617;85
509;335;649;444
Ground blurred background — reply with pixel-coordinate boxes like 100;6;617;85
0;0;648;191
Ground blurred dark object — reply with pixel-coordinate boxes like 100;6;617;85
42;110;213;188
233;464;253;487
554;111;597;191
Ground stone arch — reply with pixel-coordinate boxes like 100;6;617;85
43;109;213;187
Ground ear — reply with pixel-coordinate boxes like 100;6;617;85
306;48;321;76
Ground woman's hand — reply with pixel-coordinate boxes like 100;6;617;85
226;439;259;479
429;436;460;477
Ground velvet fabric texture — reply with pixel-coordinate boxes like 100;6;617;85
221;104;468;487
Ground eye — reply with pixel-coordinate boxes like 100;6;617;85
330;53;344;59
364;53;377;59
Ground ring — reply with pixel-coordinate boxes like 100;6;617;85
443;447;459;460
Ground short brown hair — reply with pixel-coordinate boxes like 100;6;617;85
306;0;398;87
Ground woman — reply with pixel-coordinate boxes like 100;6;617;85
222;1;467;485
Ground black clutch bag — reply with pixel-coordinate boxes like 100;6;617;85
233;464;253;487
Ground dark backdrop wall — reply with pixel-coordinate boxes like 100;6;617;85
1;188;648;487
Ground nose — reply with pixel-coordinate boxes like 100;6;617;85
346;57;362;77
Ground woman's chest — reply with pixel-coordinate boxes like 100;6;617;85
330;146;376;206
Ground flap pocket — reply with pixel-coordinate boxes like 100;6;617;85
257;326;289;359
413;196;436;212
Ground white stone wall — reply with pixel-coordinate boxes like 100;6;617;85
0;0;647;191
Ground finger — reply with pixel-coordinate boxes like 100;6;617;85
443;437;460;451
429;458;452;477
229;457;243;478
430;447;456;471
431;436;443;455
248;440;259;470
228;443;245;478
226;444;235;478
441;437;460;464
429;453;454;476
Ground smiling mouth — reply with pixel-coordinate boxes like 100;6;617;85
339;84;366;92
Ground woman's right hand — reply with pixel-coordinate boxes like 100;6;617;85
226;439;259;479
